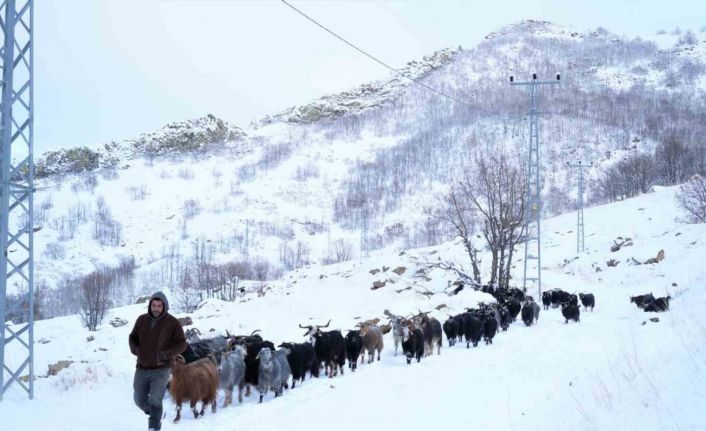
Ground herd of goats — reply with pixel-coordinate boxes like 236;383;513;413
165;284;671;423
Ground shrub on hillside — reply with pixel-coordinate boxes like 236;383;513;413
676;175;706;223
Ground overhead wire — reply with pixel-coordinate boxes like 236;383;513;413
279;0;504;116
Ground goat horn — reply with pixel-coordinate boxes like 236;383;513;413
299;323;312;329
250;329;261;336
321;319;331;328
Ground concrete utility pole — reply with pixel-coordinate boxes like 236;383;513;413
1;0;35;401
510;73;560;299
566;160;593;253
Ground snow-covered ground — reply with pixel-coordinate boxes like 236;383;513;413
2;184;704;430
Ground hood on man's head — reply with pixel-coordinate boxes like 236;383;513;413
148;291;169;316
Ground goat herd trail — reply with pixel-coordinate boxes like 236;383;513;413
1;185;705;431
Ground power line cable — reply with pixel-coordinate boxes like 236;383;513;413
280;0;495;113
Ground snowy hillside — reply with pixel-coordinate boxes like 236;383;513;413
35;114;248;178
26;20;706;316
255;48;461;126
1;185;704;430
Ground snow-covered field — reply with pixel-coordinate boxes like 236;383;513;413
2;185;704;430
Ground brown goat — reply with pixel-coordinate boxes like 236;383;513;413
356;317;380;327
359;322;384;363
170;356;218;423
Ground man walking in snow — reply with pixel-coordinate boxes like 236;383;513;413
129;291;186;431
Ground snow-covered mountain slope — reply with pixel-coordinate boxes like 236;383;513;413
1;185;704;430
255;48;461;126
28;20;706;310
35;114;248;178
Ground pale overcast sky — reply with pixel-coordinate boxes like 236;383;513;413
36;0;706;152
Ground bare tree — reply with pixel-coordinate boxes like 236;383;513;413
176;265;198;313
279;240;311;270
182;198;202;220
676;174;706;223
593;153;655;202
79;270;113;331
322;238;354;265
93;197;122;246
463;151;527;288
426;187;482;284
211;261;244;301
253;258;272;281
655;134;693;186
430;150;526;288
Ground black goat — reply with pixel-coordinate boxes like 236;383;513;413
521;299;540;326
630;293;655;309
644;296;671;312
278;342;317;388
181;341;214;364
506;298;521;322
401;325;424;364
344;330;363;371
497;305;511;331
300;321;346;378
462;312;483;348
443;317;459;347
578;293;595;311
551;289;571;308
541;291;552;310
561;302;581;324
482;311;498;345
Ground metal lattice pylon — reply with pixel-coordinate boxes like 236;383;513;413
0;0;35;401
510;73;560;299
566;161;593;253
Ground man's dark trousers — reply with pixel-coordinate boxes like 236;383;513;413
133;367;170;430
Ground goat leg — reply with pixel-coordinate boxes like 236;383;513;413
173;404;182;423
